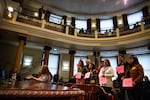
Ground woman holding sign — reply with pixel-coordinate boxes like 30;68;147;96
125;55;144;100
99;59;114;93
116;54;130;100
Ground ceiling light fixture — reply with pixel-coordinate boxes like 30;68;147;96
8;6;13;12
124;0;128;5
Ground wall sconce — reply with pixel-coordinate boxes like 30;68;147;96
34;12;39;17
8;6;14;12
62;61;69;71
66;19;71;25
92;23;96;28
118;18;123;25
7;6;13;18
23;56;33;67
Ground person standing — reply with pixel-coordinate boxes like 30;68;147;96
116;54;130;100
99;59;114;93
38;5;45;20
86;63;96;84
126;55;144;100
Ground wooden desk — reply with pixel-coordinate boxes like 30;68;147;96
0;81;85;100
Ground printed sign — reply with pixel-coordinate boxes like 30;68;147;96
116;65;124;74
75;72;82;79
84;72;91;79
122;78;133;87
99;76;107;85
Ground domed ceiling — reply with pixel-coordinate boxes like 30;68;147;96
34;0;147;16
7;0;150;55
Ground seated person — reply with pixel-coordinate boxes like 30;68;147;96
25;65;52;82
79;28;84;34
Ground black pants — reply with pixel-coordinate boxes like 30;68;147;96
99;86;112;100
127;84;143;100
119;87;126;100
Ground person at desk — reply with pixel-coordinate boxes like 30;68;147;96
25;65;52;82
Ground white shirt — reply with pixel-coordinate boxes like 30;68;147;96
98;66;114;87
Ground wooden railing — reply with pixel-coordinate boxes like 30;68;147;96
3;9;150;39
65;83;114;100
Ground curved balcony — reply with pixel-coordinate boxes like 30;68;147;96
0;10;150;51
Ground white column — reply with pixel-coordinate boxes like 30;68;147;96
12;11;18;21
95;30;98;38
141;21;144;32
116;28;120;37
66;25;69;34
74;28;77;37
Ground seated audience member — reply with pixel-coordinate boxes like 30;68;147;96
25;65;52;82
53;74;59;83
79;28;84;34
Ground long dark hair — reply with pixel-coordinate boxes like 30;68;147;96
104;59;111;67
130;55;139;65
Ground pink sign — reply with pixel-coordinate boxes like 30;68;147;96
75;72;82;79
84;72;91;79
116;65;124;74
122;78;133;87
99;76;107;85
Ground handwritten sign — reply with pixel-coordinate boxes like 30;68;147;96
75;72;82;79
116;65;124;74
122;78;133;87
99;76;107;85
84;72;91;79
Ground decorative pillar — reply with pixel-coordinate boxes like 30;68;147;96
41;19;46;28
116;28;120;37
12;11;18;21
62;15;67;33
141;21;144;31
74;28;77;37
69;50;76;79
95;30;98;38
43;46;51;65
13;36;26;73
93;51;100;68
66;25;69;34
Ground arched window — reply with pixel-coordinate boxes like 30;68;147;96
100;18;113;34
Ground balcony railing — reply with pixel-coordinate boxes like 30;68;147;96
3;9;150;39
